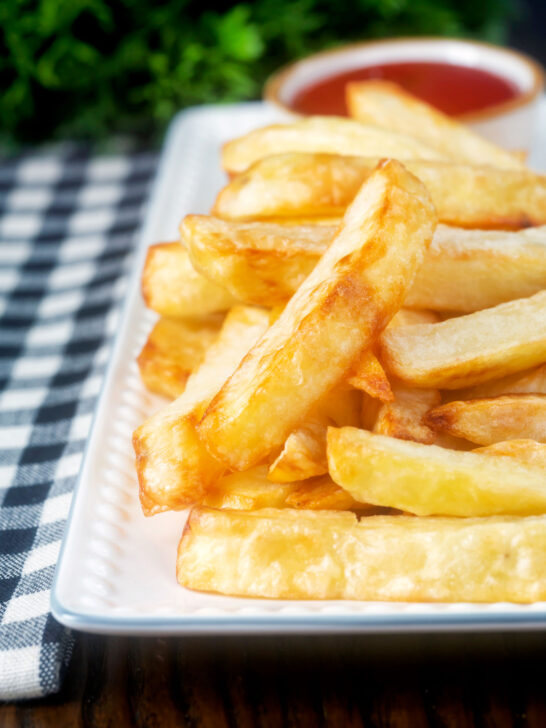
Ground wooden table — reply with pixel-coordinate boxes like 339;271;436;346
2;631;546;726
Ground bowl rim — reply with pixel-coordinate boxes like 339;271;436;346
263;36;545;122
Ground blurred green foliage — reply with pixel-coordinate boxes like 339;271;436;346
1;0;514;145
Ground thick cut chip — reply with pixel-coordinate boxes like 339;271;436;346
347;351;393;401
268;418;329;482
177;506;546;602
406;225;546;312
346;80;523;170
181;215;334;306
316;382;362;429
198;160;436;471
327;427;546;517
204;467;359;511
142;242;235;317
388;308;440;328
213;153;546;229
381;291;546;389
137;316;223;399
361;393;382;431
268;384;361;482
203;467;297;510
283;478;363;510
476;440;546;469
133;305;269;515
221;116;447;174
373;386;441;444
183;215;546;311
456;364;546;400
426;395;546;445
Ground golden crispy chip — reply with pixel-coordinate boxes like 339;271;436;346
475;440;546;469
347;351;394;401
181;215;334;306
267;384;360;482
346;80;524;170
388;309;440;327
380;291;546;389
455;364;546;400
268;418;329;482
133;306;270;515
203;466;325;509
318;382;362;429
212;154;373;220
177;506;546;602
142;242;236;317
137;316;223;399
284;478;363;510
203;466;296;509
406;225;546;312
183;215;546;311
373;386;441;444
221;116;447;174
204;467;361;511
327;426;546;517
198;160;436;471
213;153;546;229
425;395;546;445
360;393;382;431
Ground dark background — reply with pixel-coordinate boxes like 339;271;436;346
509;0;546;64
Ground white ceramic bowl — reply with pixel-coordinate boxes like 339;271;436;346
264;38;544;151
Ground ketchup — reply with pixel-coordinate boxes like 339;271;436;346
291;62;520;117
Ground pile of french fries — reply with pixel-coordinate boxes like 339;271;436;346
134;81;546;603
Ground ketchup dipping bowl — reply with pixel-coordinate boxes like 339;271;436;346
264;38;544;151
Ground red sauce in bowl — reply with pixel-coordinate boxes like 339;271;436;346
290;62;520;117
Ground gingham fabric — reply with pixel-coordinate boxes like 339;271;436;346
0;145;157;700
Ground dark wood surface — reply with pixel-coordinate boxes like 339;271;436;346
2;631;546;726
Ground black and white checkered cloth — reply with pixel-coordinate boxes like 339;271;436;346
0;144;157;700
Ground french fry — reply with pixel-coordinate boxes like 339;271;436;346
406;225;546;312
360;393;382;431
268;416;329;482
213;153;546;229
137;316;223;399
212;153;353;220
198;160;436;471
373;386;441;444
142;242;236;317
380;291;546;389
317;382;362;429
177;506;546;602
425;395;546;445
346;80;524;170
222;116;447;174
476;440;546;469
267;384;360;482
347;351;394;401
181;215;333;306
133;305;270;515
203;466;358;510
181;216;546;311
327;427;546;517
455;363;546;399
284;478;364;510
203;466;298;509
388;309;440;327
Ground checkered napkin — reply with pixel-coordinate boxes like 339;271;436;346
0;144;157;700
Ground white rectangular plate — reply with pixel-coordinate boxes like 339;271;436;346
52;100;546;634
